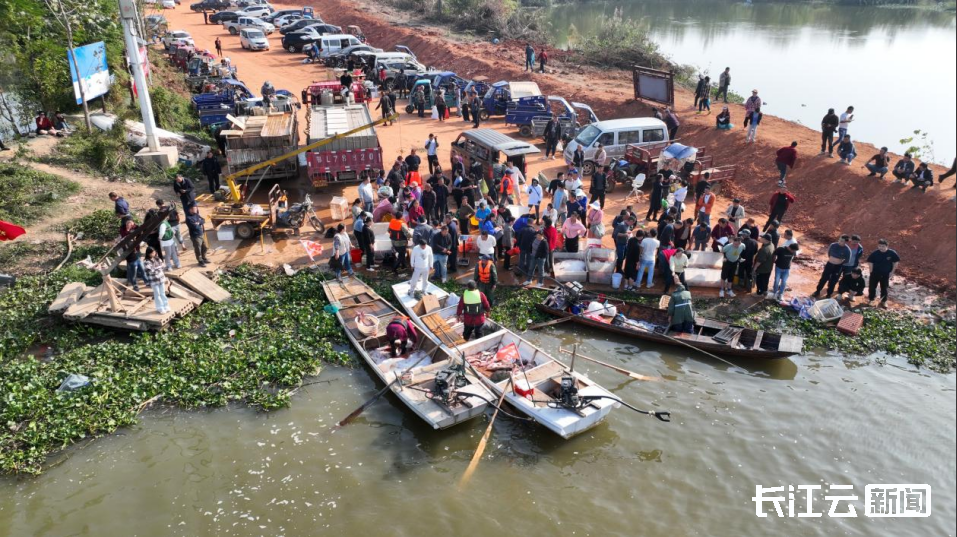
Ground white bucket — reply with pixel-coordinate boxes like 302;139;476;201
611;272;623;289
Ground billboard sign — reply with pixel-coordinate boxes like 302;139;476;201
68;41;110;105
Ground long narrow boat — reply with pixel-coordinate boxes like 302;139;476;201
535;288;803;359
322;278;494;430
393;281;619;439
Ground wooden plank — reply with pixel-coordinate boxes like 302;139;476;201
172;269;231;303
63;284;112;319
168;283;204;306
49;282;88;314
752;330;765;350
78;315;149;331
413;295;441;316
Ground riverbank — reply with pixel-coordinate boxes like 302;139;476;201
289;0;957;294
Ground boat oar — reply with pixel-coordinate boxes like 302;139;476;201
524;315;576;331
459;378;511;489
332;346;438;432
557;347;661;382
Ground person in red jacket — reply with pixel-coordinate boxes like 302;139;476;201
775;141;799;187
710;218;735;252
764;187;796;232
542;216;560;273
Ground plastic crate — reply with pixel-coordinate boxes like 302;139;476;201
837;311;864;336
808;299;845;323
329;196;350;221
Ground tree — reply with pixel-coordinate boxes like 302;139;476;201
44;0;91;130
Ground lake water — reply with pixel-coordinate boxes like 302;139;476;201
547;0;957;163
1;328;954;536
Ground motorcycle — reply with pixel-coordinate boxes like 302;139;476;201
607;158;639;194
275;194;325;235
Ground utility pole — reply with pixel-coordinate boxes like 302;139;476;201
119;0;161;152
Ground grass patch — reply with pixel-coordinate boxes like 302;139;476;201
60;209;124;242
0;264;348;475
0;163;79;226
727;302;956;372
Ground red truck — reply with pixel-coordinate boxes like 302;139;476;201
305;103;383;188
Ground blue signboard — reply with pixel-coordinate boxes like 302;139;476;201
68;41;110;105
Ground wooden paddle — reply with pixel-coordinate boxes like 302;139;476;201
524;315;576;331
459;378;511;489
332;346;438;432
558;347;661;382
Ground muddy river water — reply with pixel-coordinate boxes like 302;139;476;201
547;0;956;162
1;327;953;536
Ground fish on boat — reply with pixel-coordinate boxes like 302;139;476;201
322;278;494;430
536;287;803;359
392;281;620;439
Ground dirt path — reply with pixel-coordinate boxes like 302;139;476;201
0;137;165;243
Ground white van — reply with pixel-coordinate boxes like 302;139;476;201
317;34;362;59
563;117;668;175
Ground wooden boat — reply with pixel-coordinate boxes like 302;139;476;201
322;278;493;430
535;289;803;359
393;281;619;439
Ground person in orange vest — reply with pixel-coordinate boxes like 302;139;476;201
388;214;412;273
473;254;498;306
456;281;491;341
500;169;516;205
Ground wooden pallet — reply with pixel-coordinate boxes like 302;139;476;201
172;269;231;303
422;313;466;347
49;282;92;314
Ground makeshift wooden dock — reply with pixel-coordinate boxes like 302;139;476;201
49;269;231;331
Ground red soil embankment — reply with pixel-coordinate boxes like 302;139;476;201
297;0;957;291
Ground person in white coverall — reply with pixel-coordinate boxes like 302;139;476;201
408;238;434;296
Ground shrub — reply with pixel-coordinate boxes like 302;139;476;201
0;163;79;225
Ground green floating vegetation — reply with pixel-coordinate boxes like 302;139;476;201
0;163;80;226
60;209;125;242
0;265;348;475
729;303;956;372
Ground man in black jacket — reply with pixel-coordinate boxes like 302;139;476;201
200;151;222;193
185;206;210;267
543;116;563;160
173;175;196;209
590;166;609;209
820;108;839;157
516;220;538;277
404;149;421;174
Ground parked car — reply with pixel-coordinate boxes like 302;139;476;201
450;129;540;183
326;44;381;68
562;118;669;175
161;0;178;9
162;30;194;50
314;34;362;60
280;19;324;35
190;0;229;11
239;28;270;51
264;9;304;23
210;10;240;24
281;29;320;53
225;16;275;35
273;14;302;28
235;4;273;18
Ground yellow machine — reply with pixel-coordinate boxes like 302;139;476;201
209;113;397;239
